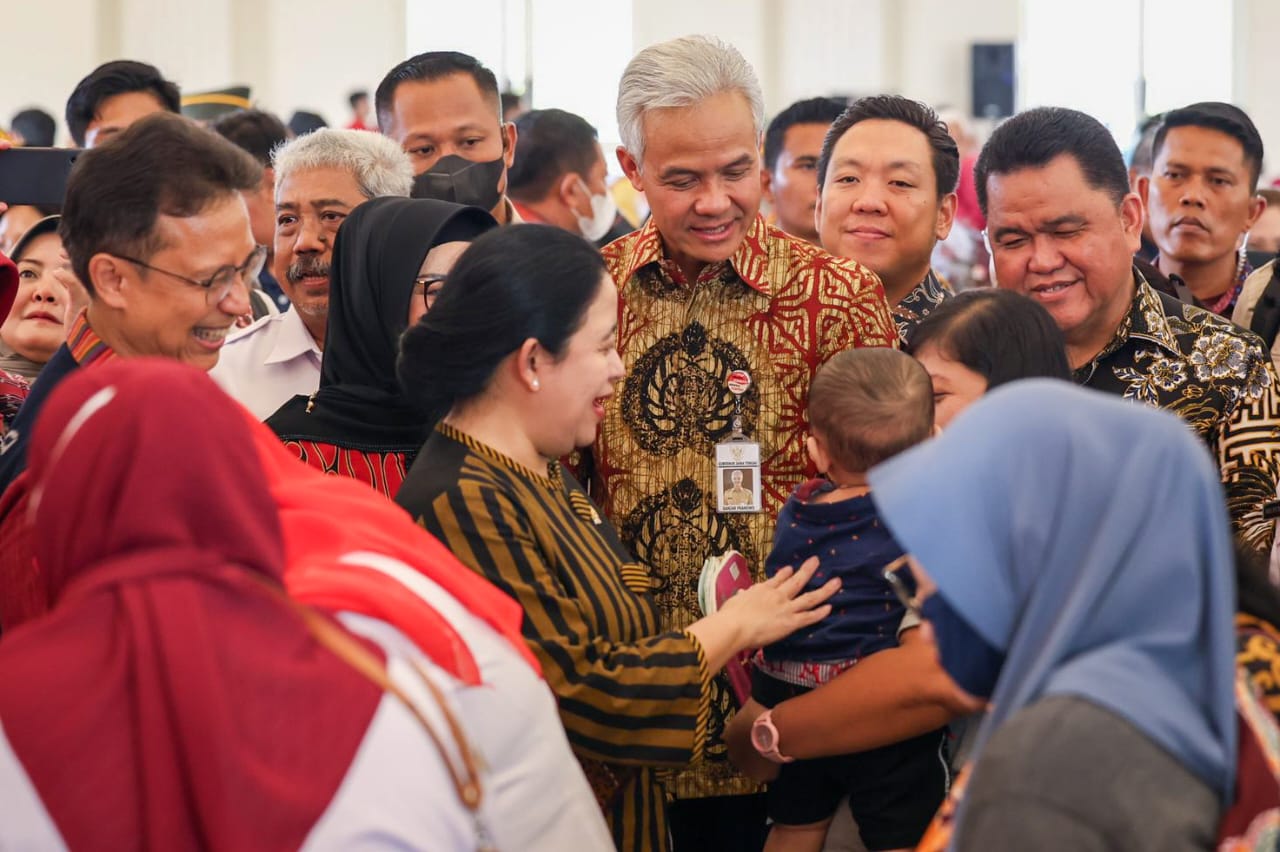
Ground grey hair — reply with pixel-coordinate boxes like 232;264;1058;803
616;35;765;166
271;128;413;199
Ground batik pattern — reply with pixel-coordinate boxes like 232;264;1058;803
893;269;952;343
1078;275;1280;552
281;439;411;499
1238;613;1280;720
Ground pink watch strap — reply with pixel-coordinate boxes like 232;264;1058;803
751;709;795;764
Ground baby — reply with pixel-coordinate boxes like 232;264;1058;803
749;347;949;852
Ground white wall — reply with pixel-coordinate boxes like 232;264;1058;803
258;0;405;126
405;0;515;90
1238;0;1280;177
528;0;633;146
771;0;891;110
897;0;1018;111
5;0;101;144
117;0;236;93
1019;0;1140;136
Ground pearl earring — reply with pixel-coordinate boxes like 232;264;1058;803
531;378;540;391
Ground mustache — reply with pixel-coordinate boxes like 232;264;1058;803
287;256;331;284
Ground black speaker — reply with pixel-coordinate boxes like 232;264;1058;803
971;43;1015;119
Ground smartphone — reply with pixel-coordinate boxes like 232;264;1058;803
0;148;80;207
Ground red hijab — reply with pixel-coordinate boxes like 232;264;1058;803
0;250;15;321
0;359;384;851
239;390;536;684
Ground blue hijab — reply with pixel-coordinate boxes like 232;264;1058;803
869;380;1237;807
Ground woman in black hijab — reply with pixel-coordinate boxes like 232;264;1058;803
267;196;496;497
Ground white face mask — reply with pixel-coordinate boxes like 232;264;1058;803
574;177;618;242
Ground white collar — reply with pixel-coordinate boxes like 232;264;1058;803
265;308;323;365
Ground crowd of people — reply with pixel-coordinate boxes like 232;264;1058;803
0;31;1278;852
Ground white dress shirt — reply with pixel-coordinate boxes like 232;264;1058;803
210;307;322;421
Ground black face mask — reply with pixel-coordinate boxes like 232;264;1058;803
411;154;504;211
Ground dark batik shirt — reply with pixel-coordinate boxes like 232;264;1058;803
893;269;952;343
399;423;711;852
1076;272;1280;551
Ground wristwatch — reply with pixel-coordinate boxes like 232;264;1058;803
750;709;795;763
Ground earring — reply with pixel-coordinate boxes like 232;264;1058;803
531;378;540;391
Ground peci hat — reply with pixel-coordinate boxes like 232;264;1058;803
181;86;252;124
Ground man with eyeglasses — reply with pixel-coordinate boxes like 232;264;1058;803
210;129;413;420
0;113;262;625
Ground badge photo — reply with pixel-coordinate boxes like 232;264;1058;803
715;440;762;513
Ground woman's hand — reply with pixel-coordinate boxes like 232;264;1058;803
718;556;838;649
686;556;837;673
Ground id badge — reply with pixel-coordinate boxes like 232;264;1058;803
716;439;762;513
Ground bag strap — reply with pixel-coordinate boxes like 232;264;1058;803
289;601;485;811
236;574;498;848
1248;262;1280;348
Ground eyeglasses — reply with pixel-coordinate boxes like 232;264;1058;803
414;273;447;312
113;244;268;305
882;554;923;619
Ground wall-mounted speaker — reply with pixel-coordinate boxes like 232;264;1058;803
972;43;1015;119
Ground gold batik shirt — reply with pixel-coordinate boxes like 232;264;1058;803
595;214;896;799
1076;272;1280;550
